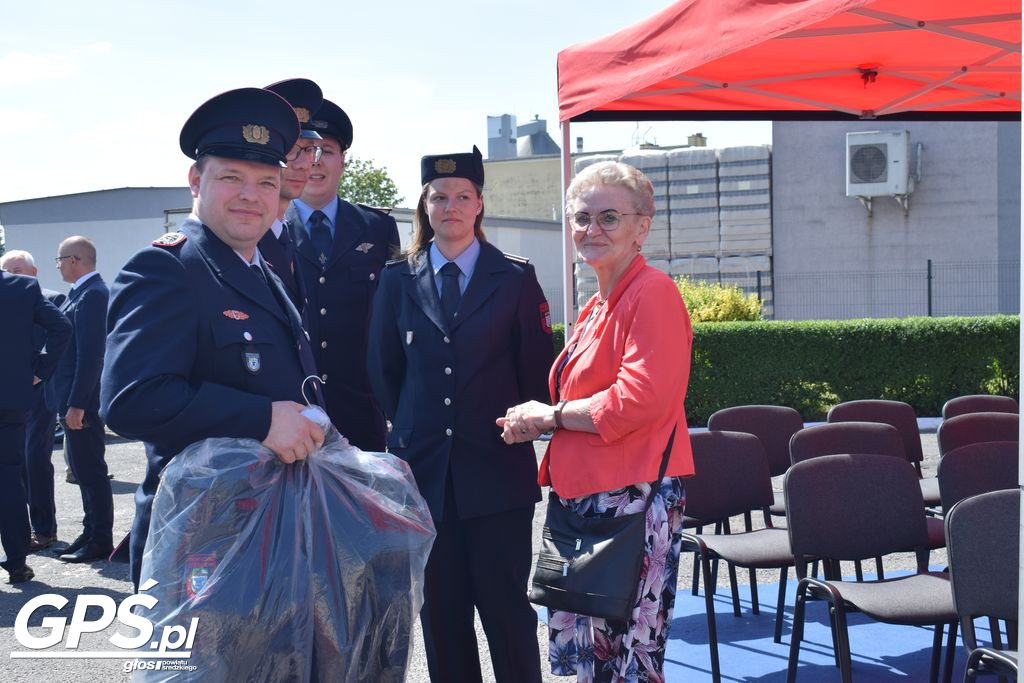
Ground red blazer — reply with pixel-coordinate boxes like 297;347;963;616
539;256;694;498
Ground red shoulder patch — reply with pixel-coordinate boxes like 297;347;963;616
152;232;187;248
539;301;553;334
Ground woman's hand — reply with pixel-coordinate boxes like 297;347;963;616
496;400;555;444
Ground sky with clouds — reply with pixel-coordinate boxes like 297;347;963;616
0;1;770;209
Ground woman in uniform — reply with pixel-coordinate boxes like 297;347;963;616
367;146;553;682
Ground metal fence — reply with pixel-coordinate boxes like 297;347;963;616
558;260;1019;323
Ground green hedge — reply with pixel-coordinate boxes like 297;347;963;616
685;316;1019;425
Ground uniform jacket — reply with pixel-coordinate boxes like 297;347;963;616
368;241;554;521
539;256;695;499
287;197;400;450
101;218;318;502
45;273;108;416
0;273;71;416
257;221;306;310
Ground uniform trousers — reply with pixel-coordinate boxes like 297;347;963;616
64;408;113;547
0;418;31;570
420;475;542;683
23;384;58;537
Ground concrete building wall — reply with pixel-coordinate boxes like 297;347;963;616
484;155;562;221
772;121;1020;319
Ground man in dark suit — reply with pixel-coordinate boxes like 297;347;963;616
257;78;324;310
0;268;71;583
100;87;326;590
1;249;67;551
46;236;114;563
288;98;400;451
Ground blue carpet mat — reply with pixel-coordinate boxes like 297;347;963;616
663;570;970;681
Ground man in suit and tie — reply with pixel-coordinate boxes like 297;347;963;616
46;236;114;563
100;87;326;590
288;97;400;451
1;249;67;551
0;266;71;582
257;78;324;310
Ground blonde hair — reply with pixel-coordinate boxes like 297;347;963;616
565;161;656;217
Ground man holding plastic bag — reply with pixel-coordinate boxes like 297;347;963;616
101;87;434;681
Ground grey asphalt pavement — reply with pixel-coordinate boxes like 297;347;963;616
0;429;944;682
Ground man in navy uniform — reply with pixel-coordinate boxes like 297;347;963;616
257;78;323;309
287;98;400;451
46;236;114;563
0;267;71;582
1;250;67;551
101;87;326;589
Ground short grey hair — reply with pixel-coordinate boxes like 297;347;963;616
565;161;656;217
0;249;35;269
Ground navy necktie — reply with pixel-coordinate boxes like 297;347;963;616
278;224;296;273
251;263;269;287
440;261;462;324
308;210;331;267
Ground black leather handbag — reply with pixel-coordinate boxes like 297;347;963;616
529;426;677;621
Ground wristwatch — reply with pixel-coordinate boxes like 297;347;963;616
553;399;568;430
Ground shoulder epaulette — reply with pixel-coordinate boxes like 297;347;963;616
356;203;393;216
385;257;407;267
503;252;530;265
152;232;187;248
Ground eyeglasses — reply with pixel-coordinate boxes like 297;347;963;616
571;209;646;231
286;144;323;163
54;255;77;265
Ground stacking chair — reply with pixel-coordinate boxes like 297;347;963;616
827;399;939;507
789;421;945;577
785;454;957;683
945;489;1019;681
707;404;804;516
942;394;1018;421
681;430;796;682
937;441;1018;512
937;412;1019;456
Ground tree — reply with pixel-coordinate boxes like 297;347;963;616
337;156;404;209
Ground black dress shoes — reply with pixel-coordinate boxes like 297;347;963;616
7;565;34;584
63;534;89;555
59;542;113;563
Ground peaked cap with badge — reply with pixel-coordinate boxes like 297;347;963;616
264;78;323;140
307;98;354;151
179;87;300;167
420;145;485;187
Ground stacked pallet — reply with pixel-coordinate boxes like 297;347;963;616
718;145;772;254
621;150;670;260
666;147;719;256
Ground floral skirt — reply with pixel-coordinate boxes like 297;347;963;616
547;477;686;683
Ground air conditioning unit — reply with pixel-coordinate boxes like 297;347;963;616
845;130;911;197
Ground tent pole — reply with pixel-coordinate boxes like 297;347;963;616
560;120;575;333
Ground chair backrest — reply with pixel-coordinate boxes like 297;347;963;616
937;412;1019;456
707;404;804;477
785;453;927;565
828;399;923;464
686;430;774;522
942;394;1019;421
945;489;1020;625
789;421;904;465
937;441;1019;511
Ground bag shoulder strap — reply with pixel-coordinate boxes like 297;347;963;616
644;425;678;511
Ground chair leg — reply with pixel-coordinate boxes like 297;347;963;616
989;616;1003;649
831;601;853;683
774;567;788;644
786;582;808;683
854;560;864;582
929;622;944;683
942;620;957;683
875;556;885;580
749;567;760;615
699;552;722;683
728;562;742;617
691;524;704;596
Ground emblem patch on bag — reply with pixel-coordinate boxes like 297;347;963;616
244;352;261;374
184;553;217;600
539;302;552;334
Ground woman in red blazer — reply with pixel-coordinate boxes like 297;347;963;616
500;161;694;682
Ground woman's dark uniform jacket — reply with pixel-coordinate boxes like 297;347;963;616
100;218;318;587
286;198;399;452
367;241;553;522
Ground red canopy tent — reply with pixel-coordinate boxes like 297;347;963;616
554;0;1021;327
